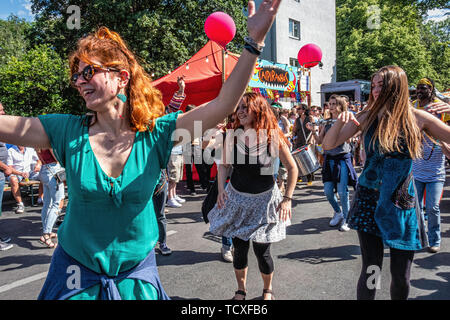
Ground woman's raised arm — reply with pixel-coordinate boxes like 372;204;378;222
175;0;282;139
414;108;450;144
0;116;51;149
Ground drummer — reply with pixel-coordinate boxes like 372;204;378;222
307;95;357;231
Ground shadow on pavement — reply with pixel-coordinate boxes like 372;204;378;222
0;254;52;272
287;217;334;236
156;250;220;266
277;245;361;264
410;272;450;300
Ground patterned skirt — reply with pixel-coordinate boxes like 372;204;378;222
208;183;290;243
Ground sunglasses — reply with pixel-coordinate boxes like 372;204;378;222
71;64;120;85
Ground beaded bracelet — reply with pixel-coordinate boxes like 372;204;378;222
283;196;293;201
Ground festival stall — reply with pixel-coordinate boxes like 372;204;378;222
247;59;309;107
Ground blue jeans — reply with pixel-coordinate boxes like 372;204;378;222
0;178;4;216
323;159;350;219
39;163;65;234
153;181;168;244
273;157;280;181
222;236;232;250
414;180;444;247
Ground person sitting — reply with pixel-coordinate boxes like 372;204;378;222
6;145;41;214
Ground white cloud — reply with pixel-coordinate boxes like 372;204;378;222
426;9;449;22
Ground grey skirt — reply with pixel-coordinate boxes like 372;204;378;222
208;183;290;243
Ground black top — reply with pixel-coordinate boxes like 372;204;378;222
293;116;312;149
230;138;275;194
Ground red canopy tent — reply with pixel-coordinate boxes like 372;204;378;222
152;40;239;110
152;41;239;184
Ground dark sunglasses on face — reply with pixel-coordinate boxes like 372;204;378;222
71;64;120;85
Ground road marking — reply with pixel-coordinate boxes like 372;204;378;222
0;231;178;294
0;272;47;294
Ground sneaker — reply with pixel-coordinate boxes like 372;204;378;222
0;236;11;243
428;246;440;253
175;195;186;203
166;198;182;208
339;222;350;232
0;241;13;251
221;247;233;263
159;243;172;256
329;212;344;227
15;203;25;214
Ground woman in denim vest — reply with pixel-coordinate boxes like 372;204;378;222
323;65;450;300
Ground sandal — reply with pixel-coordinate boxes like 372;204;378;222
231;290;246;300
262;289;275;300
49;232;58;239
39;234;57;249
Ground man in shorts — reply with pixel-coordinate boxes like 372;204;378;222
7;146;41;214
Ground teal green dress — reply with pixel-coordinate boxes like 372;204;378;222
38;111;180;299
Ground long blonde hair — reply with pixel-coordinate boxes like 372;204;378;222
360;66;422;159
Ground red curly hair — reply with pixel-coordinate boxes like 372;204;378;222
68;27;164;132
233;92;289;148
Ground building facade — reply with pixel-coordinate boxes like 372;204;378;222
256;0;336;105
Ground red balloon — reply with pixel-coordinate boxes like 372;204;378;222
297;44;322;68
204;12;236;47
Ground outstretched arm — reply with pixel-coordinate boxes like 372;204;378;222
175;0;282;140
322;112;365;150
0;116;51;149
414;108;450;144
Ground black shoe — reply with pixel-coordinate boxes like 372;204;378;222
0;236;11;243
55;214;65;227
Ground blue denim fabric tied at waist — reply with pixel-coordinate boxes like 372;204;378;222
322;153;358;193
38;245;170;300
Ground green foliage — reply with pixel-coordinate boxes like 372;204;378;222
0;15;31;67
336;0;449;91
28;0;248;78
0;45;74;116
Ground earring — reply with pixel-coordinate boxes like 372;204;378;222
117;93;127;103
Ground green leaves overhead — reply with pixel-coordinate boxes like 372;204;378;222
0;45;71;116
28;0;248;77
336;0;449;91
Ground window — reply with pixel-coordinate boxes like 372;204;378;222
289;19;300;39
289;58;300;67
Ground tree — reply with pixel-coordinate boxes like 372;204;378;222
421;18;450;90
0;15;31;67
0;45;76;117
28;0;248;78
336;0;449;91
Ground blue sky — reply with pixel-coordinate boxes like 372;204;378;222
0;1;448;23
0;0;34;21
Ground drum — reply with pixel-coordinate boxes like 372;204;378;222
292;145;320;176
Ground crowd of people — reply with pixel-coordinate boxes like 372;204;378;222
0;0;449;301
0;103;66;251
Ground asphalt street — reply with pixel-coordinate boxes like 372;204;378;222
0;169;449;300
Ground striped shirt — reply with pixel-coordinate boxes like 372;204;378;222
166;92;186;113
167;91;186;155
412;99;447;183
412;136;446;183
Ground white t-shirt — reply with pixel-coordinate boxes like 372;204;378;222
7;147;39;173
